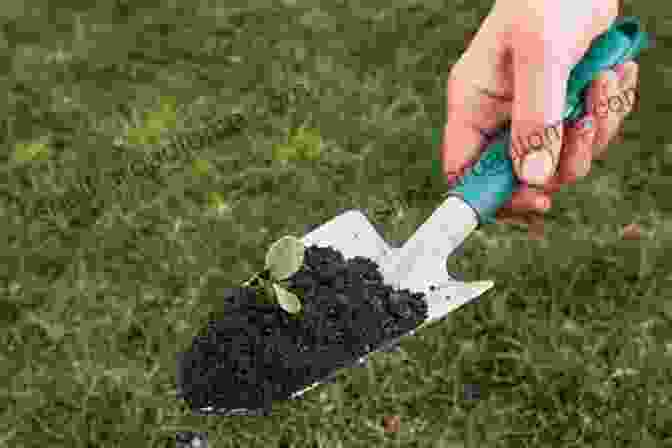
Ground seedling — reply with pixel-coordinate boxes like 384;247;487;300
12;136;52;164
242;235;305;314
272;124;323;165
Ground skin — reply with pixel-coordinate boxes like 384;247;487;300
442;0;639;234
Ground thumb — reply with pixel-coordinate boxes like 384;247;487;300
509;40;574;186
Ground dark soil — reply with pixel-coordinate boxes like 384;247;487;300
177;245;428;414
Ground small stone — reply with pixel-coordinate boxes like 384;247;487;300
622;223;642;240
382;415;401;433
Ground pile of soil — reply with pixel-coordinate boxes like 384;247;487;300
177;245;428;414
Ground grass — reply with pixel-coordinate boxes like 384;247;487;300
1;1;671;447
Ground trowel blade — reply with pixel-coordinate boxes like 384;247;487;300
191;208;493;414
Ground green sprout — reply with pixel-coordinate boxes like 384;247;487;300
12;136;52;165
242;235;305;314
205;191;231;216
272;124;323;165
192;158;216;177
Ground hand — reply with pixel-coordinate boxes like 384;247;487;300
441;0;639;235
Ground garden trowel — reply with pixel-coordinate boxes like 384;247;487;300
194;17;647;414
292;16;647;402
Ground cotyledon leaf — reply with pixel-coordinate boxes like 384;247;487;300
265;235;305;280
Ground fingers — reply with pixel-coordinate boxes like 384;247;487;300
590;69;621;157
556;114;597;184
507;62;637;194
589;61;639;159
494;61;638;228
493;62;638;226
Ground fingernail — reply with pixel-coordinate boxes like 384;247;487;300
521;151;554;185
614;64;626;81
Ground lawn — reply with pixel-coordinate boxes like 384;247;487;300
1;1;671;447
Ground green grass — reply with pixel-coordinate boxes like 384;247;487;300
1;1;671;447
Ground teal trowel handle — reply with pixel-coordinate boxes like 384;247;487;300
442;16;648;225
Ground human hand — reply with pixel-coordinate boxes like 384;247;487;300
441;0;640;233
